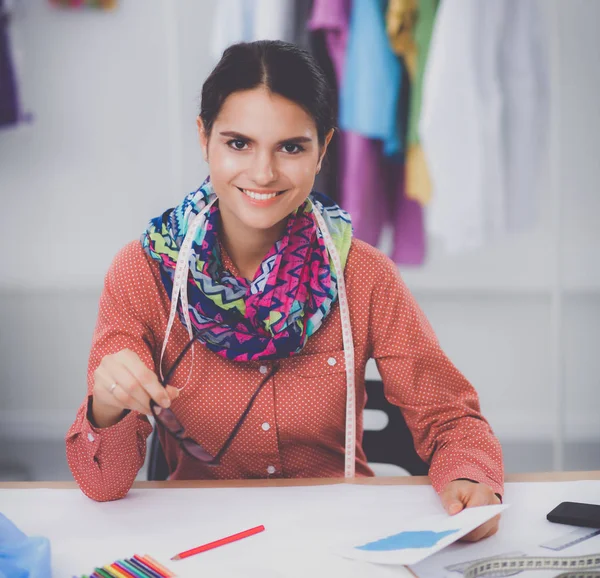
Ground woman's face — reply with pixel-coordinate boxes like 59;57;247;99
198;87;332;235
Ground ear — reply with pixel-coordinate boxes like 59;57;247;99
316;128;335;174
196;116;209;162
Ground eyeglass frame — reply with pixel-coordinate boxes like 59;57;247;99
150;329;279;466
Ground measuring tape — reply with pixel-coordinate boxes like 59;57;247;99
160;198;217;390
462;552;600;578
311;201;356;479
162;196;358;478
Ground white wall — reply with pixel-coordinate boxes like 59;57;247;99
0;0;215;432
0;1;598;467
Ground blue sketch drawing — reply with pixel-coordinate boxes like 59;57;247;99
356;529;459;551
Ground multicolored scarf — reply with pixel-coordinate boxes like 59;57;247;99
141;180;352;362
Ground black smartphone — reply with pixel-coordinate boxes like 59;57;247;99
547;501;600;529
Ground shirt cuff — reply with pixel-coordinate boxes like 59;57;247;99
431;465;504;499
69;396;150;455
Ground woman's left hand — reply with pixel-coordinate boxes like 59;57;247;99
439;480;502;542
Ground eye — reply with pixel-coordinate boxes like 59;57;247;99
281;143;304;154
227;139;248;151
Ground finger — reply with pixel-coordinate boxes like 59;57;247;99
463;487;492;508
109;382;152;416
103;356;153;413
118;349;171;408
93;365;128;410
440;484;467;515
166;385;180;401
460;516;500;543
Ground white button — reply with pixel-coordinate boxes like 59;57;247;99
87;432;95;442
267;465;276;475
327;357;337;366
261;422;271;431
259;365;268;374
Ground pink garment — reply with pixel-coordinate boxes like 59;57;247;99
341;131;425;265
310;0;425;265
308;0;351;86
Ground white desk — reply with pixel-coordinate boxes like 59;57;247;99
1;472;599;578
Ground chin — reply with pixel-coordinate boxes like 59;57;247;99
239;214;289;231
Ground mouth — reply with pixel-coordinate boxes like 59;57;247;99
236;187;287;206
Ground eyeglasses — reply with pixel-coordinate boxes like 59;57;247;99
150;330;279;465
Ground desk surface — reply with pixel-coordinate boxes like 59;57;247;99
1;470;599;489
2;472;600;578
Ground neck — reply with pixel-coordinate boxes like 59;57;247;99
218;213;288;281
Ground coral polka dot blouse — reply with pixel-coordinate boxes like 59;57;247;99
66;238;503;502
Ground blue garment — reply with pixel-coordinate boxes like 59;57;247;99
0;513;51;578
339;0;404;156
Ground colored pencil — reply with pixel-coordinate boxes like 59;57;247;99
113;562;138;578
142;555;176;577
103;565;127;578
130;557;164;578
119;560;148;578
137;555;170;577
170;524;265;560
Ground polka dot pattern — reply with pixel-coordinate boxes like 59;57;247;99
65;239;504;502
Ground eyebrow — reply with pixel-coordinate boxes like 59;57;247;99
218;131;314;144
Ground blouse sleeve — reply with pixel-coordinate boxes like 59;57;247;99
368;255;504;497
65;242;157;502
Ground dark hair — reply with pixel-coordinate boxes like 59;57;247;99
200;40;336;145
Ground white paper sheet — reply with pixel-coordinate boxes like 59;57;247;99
339;504;507;565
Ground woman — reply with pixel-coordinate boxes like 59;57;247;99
66;41;502;542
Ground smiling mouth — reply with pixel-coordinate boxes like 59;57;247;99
236;187;286;201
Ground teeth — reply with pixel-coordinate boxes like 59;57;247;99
242;189;279;200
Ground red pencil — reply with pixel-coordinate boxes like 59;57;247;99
170;524;265;561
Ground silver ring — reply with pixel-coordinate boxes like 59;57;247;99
109;382;118;394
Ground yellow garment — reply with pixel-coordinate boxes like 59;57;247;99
386;0;418;80
406;144;432;205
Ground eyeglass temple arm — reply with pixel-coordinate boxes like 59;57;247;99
213;363;280;463
161;323;219;386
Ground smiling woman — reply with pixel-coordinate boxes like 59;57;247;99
65;40;503;543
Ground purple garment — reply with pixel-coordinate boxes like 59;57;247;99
308;0;350;87
340;131;425;265
0;2;19;128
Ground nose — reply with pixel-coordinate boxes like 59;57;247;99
248;149;278;186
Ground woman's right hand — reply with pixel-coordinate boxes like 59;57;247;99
91;348;179;428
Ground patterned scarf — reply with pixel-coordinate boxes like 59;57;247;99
141;179;352;362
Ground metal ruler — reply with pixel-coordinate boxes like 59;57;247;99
463;552;600;578
541;529;600;552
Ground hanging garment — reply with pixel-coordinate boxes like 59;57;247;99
0;1;19;128
404;0;438;206
50;0;117;8
339;0;403;157
386;0;418;80
421;0;548;253
211;0;295;61
308;0;350;88
292;0;314;52
312;0;425;264
341;131;425;265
